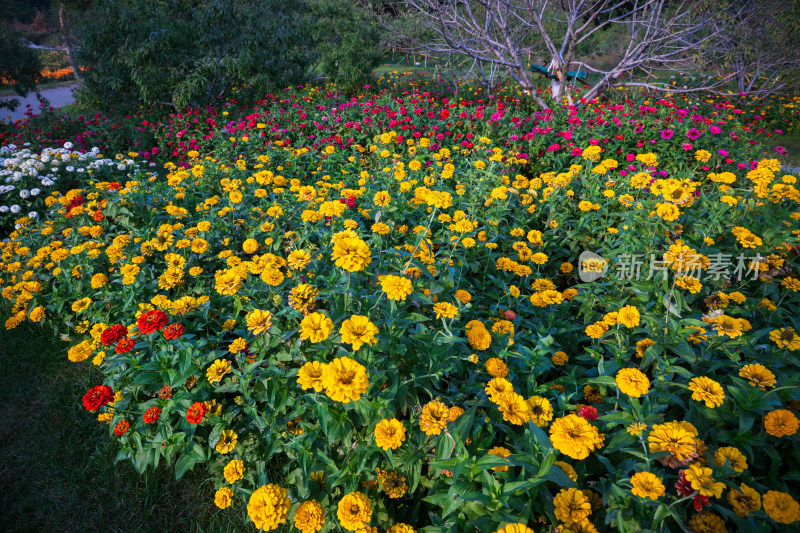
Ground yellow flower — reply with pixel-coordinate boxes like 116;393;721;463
553;488;591;524
714;315;743;338
247;484;291;531
207;359;232;383
71;297;92;313
454;289;472;304
215;487;233;509
648;421;697;463
496;391;530;425
526;396;553;427
287;250;312;271
763;491;800;524
374;418;406;450
229;338;246;353
300;312;334;343
727;484;761;517
224;459;245;484
246;309;273;335
337;492;372;531
684;464;725;498
485;357;508;378
466;320;492;350
419;401;450;435
549;414;603;460
485;377;514;403
297;361;327;392
585;321;608;339
380;275;413;301
28;306;45;322
689;376;725;408
714;446;747;473
493;525;535;533
770;327;800;350
373;191;391;206
380;470;407;498
432;302;458;320
687;512;727;532
294;500;325;533
551;351;568;366
630;472;665;500
322;356;369;403
764;409;799;437
331;234;371;272
215;429;237;454
487;446;511;472
340;315;379;351
617;305;640;327
615;368;650;398
242;238;259;254
635;338;656;358
68;340;94;362
626;423;647;436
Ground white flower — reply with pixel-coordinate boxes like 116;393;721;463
0;206;8;213
117;164;126;171
28;211;38;218
63;142;73;150
10;205;20;213
30;188;41;195
19;190;30;199
66;166;75;172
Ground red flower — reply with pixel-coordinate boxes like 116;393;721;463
113;420;130;436
186;402;208;424
143;406;162;424
578;405;598;421
157;385;173;399
163;323;184;340
504;310;516;320
93;210;104;222
115;338;135;353
138;309;169;334
101;324;128;345
82;385;114;411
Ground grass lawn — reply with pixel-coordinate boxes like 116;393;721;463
0;319;251;533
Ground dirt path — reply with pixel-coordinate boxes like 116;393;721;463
0;84;79;123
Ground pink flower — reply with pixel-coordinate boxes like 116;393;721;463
660;129;674;140
682;143;693;151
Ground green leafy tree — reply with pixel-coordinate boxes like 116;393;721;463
309;0;382;94
77;0;314;108
0;26;43;111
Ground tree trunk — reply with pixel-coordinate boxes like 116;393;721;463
59;4;82;84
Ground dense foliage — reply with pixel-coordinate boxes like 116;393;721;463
75;0;381;109
2;76;800;532
0;26;43;111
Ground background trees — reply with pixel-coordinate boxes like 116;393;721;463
367;0;800;108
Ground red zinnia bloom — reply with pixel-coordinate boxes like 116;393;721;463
138;309;169;334
163;323;184;340
504;310;517;320
101;324;128;345
82;385;114;411
157;385;173;399
143;406;162;424
186;402;208;424
578;405;598;421
93;210;104;222
113;420;130;436
115;338;135;353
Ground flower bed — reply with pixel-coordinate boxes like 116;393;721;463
0;142;154;235
1;82;800;532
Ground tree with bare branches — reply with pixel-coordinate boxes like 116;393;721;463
367;0;799;109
